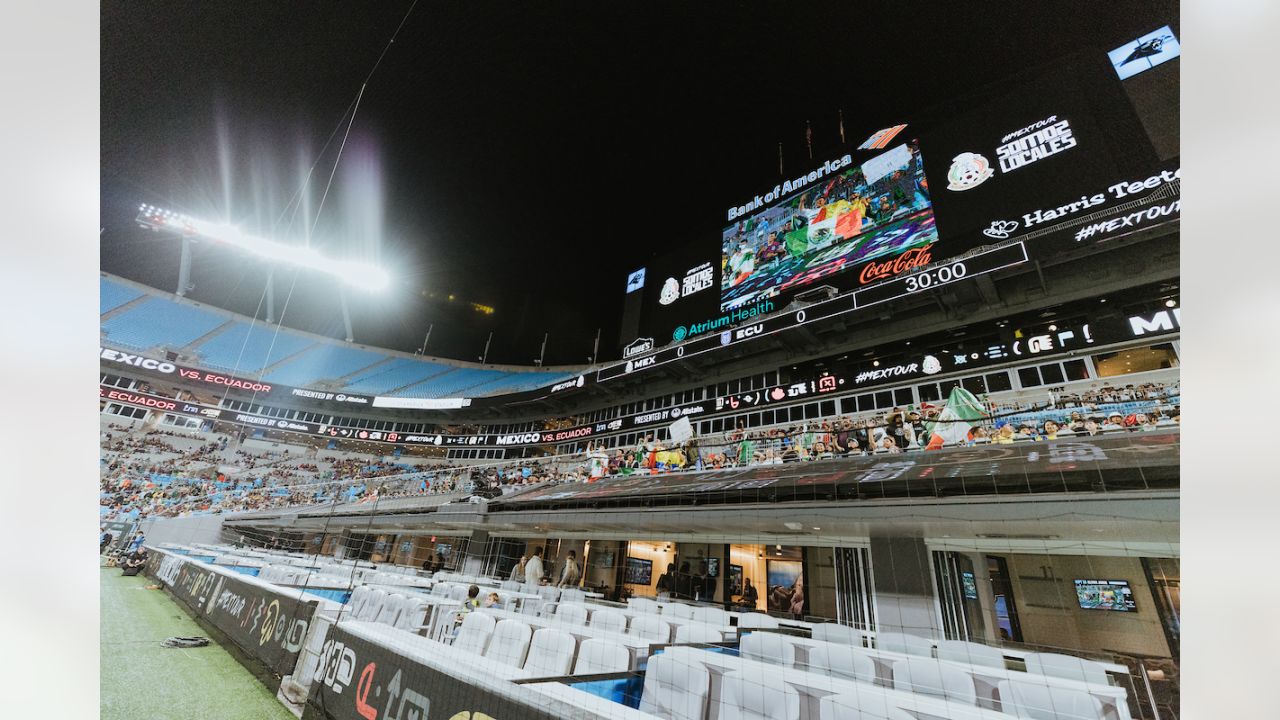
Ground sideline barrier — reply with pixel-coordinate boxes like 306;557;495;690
145;548;321;679
307;621;573;720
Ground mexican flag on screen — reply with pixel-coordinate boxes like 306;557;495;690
924;387;988;450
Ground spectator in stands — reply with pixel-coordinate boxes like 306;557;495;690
675;561;694;600
740;578;758;610
432;551;446;573
878;436;901;453
558;550;580;588
656;562;677;599
524;547;545;592
128;533;146;553
695;561;715;603
484;592;501;608
510;555;527;582
100;528;113;554
1105;413;1126;431
994;424;1016;444
1042;421;1060;440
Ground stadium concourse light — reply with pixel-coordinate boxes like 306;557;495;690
135;204;390;291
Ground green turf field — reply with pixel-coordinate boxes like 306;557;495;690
100;567;297;720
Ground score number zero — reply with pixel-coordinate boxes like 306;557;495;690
903;261;968;292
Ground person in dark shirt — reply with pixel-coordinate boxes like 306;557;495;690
695;561;715;603
740;578;759;610
675;561;694;600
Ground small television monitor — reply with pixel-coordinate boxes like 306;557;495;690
707;558;720;577
624;557;653;585
1074;579;1136;611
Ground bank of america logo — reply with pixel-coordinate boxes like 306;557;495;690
672;325;688;342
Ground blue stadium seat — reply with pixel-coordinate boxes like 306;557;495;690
100;277;143;314
342;358;453;395
192;322;314;374
463;372;574;397
264;344;388;386
101;298;227;350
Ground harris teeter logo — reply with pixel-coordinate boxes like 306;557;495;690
672;299;775;343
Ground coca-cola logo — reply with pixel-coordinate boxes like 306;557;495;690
858;244;934;285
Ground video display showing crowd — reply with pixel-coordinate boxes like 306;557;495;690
721;143;934;311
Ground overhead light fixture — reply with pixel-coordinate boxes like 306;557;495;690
136;204;390;291
1165;299;1177;307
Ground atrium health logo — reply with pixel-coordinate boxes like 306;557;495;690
672;325;688;342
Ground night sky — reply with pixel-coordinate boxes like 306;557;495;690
101;1;1176;365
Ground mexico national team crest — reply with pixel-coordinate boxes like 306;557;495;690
947;152;995;191
659;277;680;305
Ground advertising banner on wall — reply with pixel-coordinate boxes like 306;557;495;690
146;550;319;679
917;52;1159;256
307;622;562;720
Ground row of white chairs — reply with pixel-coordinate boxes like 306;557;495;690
809;625;1112;686
346;586;432;633
555;603;735;645
451;612;631;676
643;649;1106;720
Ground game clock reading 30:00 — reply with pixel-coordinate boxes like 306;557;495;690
853;242;1029;308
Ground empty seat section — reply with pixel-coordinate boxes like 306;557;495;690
629;598;659;614
452;612;496;655
891;657;977;705
483;619;533;668
996;678;1106;720
628;615;671;643
589;609;627;635
374;593;407;626
691;606;729;626
1022;653;1111;686
737;612;780;630
935;640;1007;669
101;297;227;350
554;603;589;626
264;344;386;386
100;277;143;314
803;643;877;684
460;371;574;398
663;603;695;620
674;623;722;644
193;321;313;373
573;638;631;675
639;651;711;720
342;357;452;395
876;631;936;657
718;670;801;720
818;693;916;720
739;631;797;667
523;627;578;677
392;367;515;399
811;623;872;647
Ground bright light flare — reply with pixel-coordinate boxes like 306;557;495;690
137;204;389;291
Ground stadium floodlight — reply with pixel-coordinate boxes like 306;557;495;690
136;204;390;291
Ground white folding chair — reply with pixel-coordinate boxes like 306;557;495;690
718;670;800;720
589;608;628;635
891;657;977;705
936;640;1007;669
663;603;695;620
737;612;780;630
639;651;710;720
629;614;672;643
811;623;872;647
629;597;659;615
573;638;631;675
997;678;1106;720
739;631;797;667
691;606;729;626
554;602;589;626
804;642;877;684
1022;653;1110;686
374;592;406;626
674;622;722;645
452;612;496;655
523;627;577;677
818;693;916;720
876;631;936;657
483;618;533;668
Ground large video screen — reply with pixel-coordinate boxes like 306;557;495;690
1074;579;1137;611
721;142;936;311
624;556;653;585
